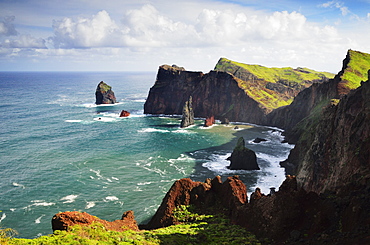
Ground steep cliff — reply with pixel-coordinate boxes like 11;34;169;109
215;57;334;111
267;50;370;137
144;65;204;115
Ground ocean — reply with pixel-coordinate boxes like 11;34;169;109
0;71;294;238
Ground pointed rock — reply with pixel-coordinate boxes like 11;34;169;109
227;137;259;170
180;96;194;128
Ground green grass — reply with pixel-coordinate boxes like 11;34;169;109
341;50;370;90
215;58;334;85
4;206;262;245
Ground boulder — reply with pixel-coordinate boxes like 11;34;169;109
51;210;139;232
227;137;259;170
95;81;117;104
180;96;194;128
119;110;130;117
204;116;215;127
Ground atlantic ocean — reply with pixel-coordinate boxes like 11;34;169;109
0;71;293;238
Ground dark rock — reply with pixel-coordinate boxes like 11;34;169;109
95;81;117;104
180;96;194;128
253;137;267;143
204;115;215;127
227;137;259;170
221;118;230;124
52;210;139;232
119;110;130;117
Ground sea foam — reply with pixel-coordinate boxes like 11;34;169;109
60;195;78;204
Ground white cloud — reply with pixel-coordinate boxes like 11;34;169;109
2;34;46;48
0;16;18;36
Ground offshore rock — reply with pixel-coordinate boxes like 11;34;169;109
95;81;117;104
180;96;194;128
227;137;259;170
119;110;130;117
143;176;247;230
203;115;215;127
52;210;139;232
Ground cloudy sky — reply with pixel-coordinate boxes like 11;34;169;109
1;0;369;73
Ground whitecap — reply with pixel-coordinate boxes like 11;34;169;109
172;129;194;134
0;213;6;223
93;117;116;122
111;177;119;181
137;182;152;186
35;215;45;224
85;201;96;209
137;128;169;133
105;196;119;201
60;194;78;204
12;182;25;189
10;208;16;212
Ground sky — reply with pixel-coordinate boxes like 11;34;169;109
1;0;370;73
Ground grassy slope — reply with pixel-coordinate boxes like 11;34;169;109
2;206;262;245
341;50;370;89
215;58;334;111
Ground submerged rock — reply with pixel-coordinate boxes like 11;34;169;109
227;137;259;170
180;96;194;128
95;81;117;104
253;137;267;143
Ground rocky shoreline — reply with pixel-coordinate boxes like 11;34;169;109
19;50;370;244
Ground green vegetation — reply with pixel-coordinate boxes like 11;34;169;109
215;58;334;85
214;58;334;112
4;206;261;245
98;82;112;92
341;50;370;90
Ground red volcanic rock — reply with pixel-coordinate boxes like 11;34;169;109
143;175;247;230
119;110;130;117
52;210;139;232
204;116;215;127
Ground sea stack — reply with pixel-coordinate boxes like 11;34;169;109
180;96;194;128
95;81;117;104
227;137;259;170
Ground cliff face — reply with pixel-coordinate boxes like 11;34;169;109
267;50;370;138
144;65;203;115
294;76;370;194
191;71;267;124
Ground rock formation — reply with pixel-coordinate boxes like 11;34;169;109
52;210;139;232
143;176;247;230
95;81;117;104
227;137;259;170
119;110;130;117
253;137;267;143
144;65;203;115
180;96;194;128
203;115;215;127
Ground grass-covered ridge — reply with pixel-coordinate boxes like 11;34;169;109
215;58;334;85
341;50;370;90
2;206;262;245
214;57;334;112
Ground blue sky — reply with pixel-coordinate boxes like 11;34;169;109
1;0;369;72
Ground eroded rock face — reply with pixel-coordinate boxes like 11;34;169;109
227;137;259;170
144;65;204;115
95;81;117;104
203;116;215;127
180;96;194;128
143;176;247;230
51;210;139;232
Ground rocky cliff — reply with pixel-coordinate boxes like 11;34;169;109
144;59;334;124
144;65;204;115
267;50;370;140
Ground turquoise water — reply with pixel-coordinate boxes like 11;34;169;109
0;72;293;238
